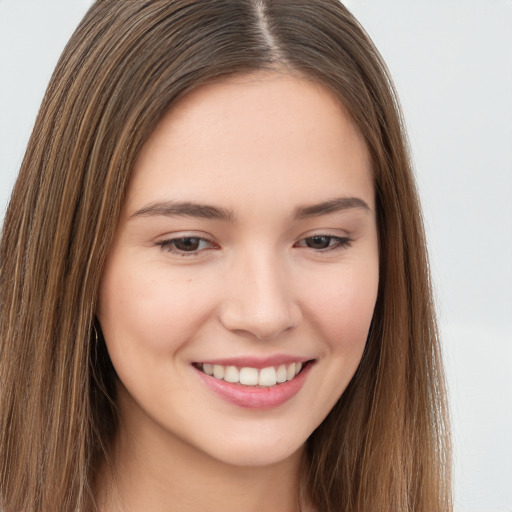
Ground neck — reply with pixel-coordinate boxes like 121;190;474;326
95;394;306;512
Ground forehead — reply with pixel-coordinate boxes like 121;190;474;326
126;72;374;215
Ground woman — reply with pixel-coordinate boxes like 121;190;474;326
0;1;451;511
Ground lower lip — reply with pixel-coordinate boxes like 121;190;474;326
194;363;312;409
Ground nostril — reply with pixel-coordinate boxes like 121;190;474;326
218;295;302;340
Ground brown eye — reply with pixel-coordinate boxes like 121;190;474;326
295;235;352;252
157;236;215;255
173;237;202;252
304;236;332;250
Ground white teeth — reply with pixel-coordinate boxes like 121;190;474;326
203;363;214;376
224;365;239;383
258;367;277;387
239;367;259;386
213;365;224;380
201;362;305;387
276;364;287;383
286;363;296;381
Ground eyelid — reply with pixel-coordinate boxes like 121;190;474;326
294;233;353;252
154;230;353;256
156;233;219;256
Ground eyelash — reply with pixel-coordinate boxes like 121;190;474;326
156;237;217;256
294;235;352;252
156;234;352;256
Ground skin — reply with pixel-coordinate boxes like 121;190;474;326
97;72;379;512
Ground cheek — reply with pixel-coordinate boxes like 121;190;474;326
98;261;216;357
303;263;378;354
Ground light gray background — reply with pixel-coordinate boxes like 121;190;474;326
1;1;511;511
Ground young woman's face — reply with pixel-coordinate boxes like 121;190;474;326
99;73;379;468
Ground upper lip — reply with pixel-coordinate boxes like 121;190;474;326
194;354;313;369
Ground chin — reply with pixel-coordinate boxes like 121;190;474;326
208;440;304;469
187;424;309;469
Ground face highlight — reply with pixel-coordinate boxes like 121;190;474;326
98;73;379;468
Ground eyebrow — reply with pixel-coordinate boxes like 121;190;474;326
294;196;370;219
132;201;236;222
131;196;370;222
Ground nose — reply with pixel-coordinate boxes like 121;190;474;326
218;251;302;340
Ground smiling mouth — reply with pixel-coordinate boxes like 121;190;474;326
193;361;310;387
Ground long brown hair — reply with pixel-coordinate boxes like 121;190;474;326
0;1;451;511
